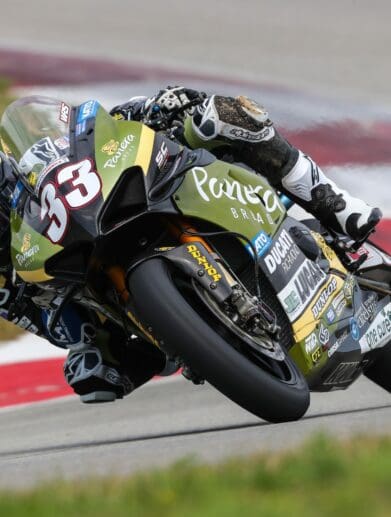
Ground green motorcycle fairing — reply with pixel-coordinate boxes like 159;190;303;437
4;96;380;392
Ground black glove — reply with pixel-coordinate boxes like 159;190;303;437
142;86;206;130
111;87;207;130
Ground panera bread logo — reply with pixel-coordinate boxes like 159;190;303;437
103;134;135;168
101;139;119;156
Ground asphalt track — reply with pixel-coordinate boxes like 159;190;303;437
0;1;390;489
0;376;390;490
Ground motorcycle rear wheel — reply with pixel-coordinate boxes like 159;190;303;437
128;258;310;423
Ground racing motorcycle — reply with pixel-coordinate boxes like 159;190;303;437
2;96;391;423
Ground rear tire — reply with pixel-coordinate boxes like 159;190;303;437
128;258;310;422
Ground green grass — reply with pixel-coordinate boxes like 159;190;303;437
0;434;390;516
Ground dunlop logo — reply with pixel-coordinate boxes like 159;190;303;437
187;245;222;282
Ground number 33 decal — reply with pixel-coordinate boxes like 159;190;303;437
40;159;102;243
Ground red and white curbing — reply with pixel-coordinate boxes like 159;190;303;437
0;49;390;409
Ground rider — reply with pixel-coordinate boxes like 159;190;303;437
0;87;382;403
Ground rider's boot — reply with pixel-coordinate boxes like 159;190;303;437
64;329;173;403
280;151;382;241
186;95;382;241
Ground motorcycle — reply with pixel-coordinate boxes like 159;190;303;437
3;95;391;422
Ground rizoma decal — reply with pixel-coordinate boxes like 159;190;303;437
311;277;338;319
359;302;391;353
103;134;135;168
246;230;272;257
278;260;327;321
187;245;222;282
191;167;283;214
77;100;99;123
264;229;299;274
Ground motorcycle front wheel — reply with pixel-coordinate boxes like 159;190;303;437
128;258;310;423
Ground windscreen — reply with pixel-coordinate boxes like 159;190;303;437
0;95;71;180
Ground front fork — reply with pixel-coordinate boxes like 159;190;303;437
105;218;278;347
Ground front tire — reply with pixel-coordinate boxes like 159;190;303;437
128;258;310;422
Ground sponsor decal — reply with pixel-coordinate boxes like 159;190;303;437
59;102;71;124
35;155;70;194
332;291;347;317
76;121;87;136
350;317;360;341
228;126;275;142
327;330;349;358
279;260;327;321
305;332;318;354
155;141;169;170
343;275;355;302
356;293;377;329
187;244;222;282
15;233;40;267
359;303;391;353
246;230;272;258
311;347;322;364
318;323;330;346
11;181;24;209
54;137;70;150
15;245;40;267
101;139;119;156
264;229;300;274
77;100;99;123
27;172;38;188
311;277;338;319
191;167;283;215
295;262;327;305
230;207;265;224
21;233;31;253
19;137;61;176
283;290;301;315
103;134;135;169
325;306;336;324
